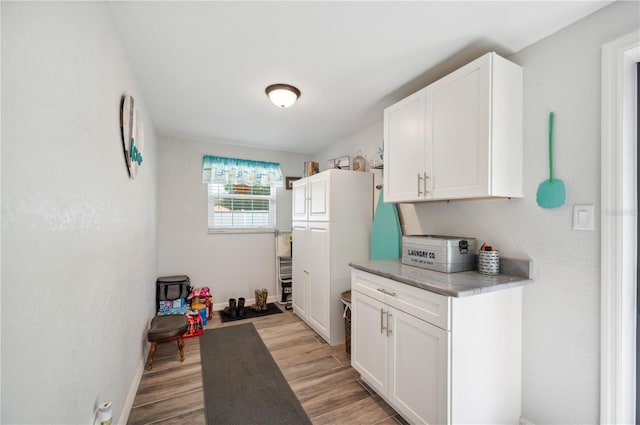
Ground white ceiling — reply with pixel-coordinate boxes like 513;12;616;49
107;1;612;155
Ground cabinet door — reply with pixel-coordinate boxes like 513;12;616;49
292;179;308;221
352;290;389;397
307;172;330;221
389;307;450;425
291;223;308;317
306;223;330;338
427;54;490;200
384;88;427;203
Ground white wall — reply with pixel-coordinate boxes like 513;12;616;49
507;4;637;422
1;3;158;424
315;121;385;208
315;121;384;174
317;2;639;423
157;136;308;309
2;1;636;423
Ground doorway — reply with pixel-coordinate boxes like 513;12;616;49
636;60;639;421
600;31;639;424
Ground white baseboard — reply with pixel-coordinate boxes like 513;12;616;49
213;295;279;312
118;356;146;424
519;417;535;425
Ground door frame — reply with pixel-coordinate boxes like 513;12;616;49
601;31;640;424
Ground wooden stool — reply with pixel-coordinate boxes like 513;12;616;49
146;314;189;370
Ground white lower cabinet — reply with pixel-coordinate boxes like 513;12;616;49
351;289;389;394
352;285;448;425
292;222;330;339
291;223;308;318
389;307;449;425
293;219;372;345
351;269;521;425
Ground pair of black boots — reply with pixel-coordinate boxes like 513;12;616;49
223;297;245;318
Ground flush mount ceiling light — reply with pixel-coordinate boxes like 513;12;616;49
265;84;300;108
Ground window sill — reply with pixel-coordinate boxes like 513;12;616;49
207;228;276;235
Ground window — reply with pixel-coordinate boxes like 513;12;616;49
202;155;283;232
207;183;276;230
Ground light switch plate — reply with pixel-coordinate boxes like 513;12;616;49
573;204;595;230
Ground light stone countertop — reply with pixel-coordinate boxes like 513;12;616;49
349;258;532;298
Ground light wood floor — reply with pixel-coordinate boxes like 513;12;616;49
127;305;408;425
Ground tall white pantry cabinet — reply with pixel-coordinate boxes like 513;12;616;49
291;169;373;345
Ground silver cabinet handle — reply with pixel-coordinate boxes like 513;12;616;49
386;311;392;336
377;288;396;297
424;172;430;195
417;173;423;196
380;308;386;334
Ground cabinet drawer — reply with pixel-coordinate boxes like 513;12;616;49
352;269;450;331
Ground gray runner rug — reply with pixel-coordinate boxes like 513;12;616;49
200;323;312;425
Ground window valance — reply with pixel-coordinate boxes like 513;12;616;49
202;155;283;188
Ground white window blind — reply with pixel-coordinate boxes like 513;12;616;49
207;183;276;230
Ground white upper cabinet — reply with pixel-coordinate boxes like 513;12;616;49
291;173;330;221
383;88;428;202
383;52;523;203
292;172;331;221
292;169;373;222
291;179;308;221
307;173;330;221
